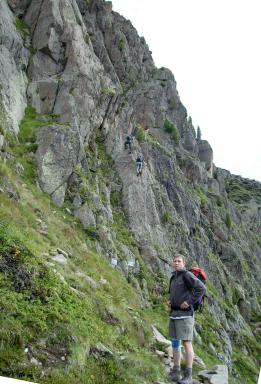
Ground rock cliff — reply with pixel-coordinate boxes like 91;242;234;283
0;1;260;383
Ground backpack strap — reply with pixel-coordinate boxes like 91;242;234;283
182;270;193;291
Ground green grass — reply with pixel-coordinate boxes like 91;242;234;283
18;106;43;147
162;211;170;224
9;107;59;182
84;32;90;44
136;125;145;143
194;186;208;206
118;37;125;51
17;107;60;147
196;311;223;349
164;119;179;141
225;179;261;204
38;350;165;384
0;187;167;382
193;344;220;370
100;87;116;97
9;106;70;184
225;212;232;229
15;18;30;40
232;348;259;383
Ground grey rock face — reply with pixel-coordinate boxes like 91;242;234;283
24;0;116;205
208;178;220;195
27;80;59;114
84;2;155;87
0;0;29;134
74;202;96;228
241;198;261;230
31;0;63;61
7;0;31;16
36;124;79;207
198;139;213;176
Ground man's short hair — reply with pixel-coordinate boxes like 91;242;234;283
173;254;186;262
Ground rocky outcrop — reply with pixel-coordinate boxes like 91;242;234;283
35;123;80;206
199;365;228;384
198;139;213;176
83;0;155;86
0;0;29;135
23;0;117;205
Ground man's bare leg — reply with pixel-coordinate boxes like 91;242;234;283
183;340;194;368
173;350;181;367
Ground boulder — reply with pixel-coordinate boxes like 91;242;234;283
91;342;113;358
198;365;228;384
151;325;171;347
193;354;206;368
52;254;67;265
74;203;96;229
0;135;5;149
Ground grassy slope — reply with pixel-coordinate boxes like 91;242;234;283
0;160;169;383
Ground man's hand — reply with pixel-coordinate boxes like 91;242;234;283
180;301;189;309
167;300;171;308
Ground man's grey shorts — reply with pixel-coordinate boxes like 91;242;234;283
169;317;194;341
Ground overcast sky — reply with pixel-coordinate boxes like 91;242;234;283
112;0;261;182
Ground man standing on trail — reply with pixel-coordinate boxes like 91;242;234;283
168;254;206;383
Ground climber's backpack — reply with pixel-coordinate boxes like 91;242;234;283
185;267;206;312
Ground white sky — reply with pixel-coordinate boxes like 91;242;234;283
112;0;261;182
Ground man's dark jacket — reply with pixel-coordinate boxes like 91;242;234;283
169;269;206;317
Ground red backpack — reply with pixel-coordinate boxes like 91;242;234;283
189;267;206;282
187;267;206;311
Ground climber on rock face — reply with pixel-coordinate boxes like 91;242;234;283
136;153;144;176
124;134;134;154
168;254;206;384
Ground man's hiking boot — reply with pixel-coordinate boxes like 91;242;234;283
169;367;182;382
177;368;193;384
177;378;192;384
